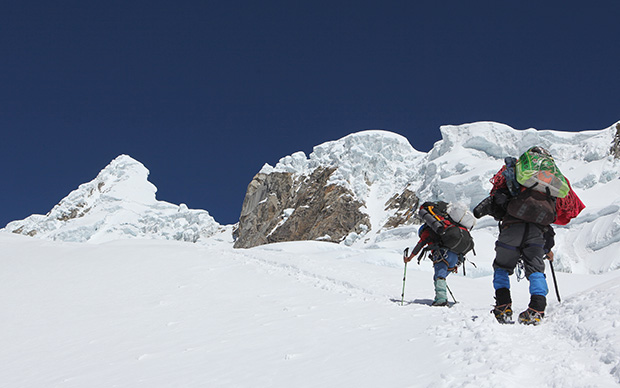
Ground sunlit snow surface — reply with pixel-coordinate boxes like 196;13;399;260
1;233;619;387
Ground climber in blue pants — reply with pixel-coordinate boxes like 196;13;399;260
492;222;554;324
405;223;464;307
430;248;460;305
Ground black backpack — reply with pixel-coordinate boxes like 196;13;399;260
506;186;557;225
475;157;558;225
418;202;475;256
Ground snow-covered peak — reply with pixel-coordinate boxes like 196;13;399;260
260;130;425;202
52;155;157;214
89;154;157;203
252;122;620;274
3;155;225;243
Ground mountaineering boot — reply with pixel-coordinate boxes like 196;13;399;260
492;288;513;324
518;308;544;325
432;278;448;306
493;303;513;324
519;295;546;325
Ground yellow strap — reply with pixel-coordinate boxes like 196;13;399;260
427;205;443;223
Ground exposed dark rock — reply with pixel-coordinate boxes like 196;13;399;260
56;202;91;221
382;188;420;229
234;167;371;248
11;226;37;236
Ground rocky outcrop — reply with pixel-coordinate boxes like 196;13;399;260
382;188;420;229
611;122;620;159
233;166;371;248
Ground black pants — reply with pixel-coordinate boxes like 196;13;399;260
493;223;545;278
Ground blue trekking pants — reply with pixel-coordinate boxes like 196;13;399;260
493;223;548;296
432;249;459;280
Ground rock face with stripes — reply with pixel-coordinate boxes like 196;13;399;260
233;166;371;248
233;130;425;248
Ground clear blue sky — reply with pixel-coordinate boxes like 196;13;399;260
1;1;618;226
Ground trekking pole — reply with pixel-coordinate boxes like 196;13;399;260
548;259;561;303
401;248;409;306
446;283;458;304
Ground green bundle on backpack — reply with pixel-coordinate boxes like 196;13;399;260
516;147;569;198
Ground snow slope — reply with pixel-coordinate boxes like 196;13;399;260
1;233;619;388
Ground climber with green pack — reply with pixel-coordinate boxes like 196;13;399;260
474;146;585;325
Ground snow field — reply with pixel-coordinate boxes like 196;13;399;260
2;234;620;387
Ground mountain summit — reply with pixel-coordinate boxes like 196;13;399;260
3;155;223;243
234;130;425;248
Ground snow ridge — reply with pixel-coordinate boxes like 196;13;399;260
3;155;223;243
261;130;426;202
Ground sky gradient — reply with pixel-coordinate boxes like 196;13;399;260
1;1;619;227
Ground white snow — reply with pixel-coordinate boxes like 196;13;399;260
3;155;225;243
1;232;620;387
258;122;620;274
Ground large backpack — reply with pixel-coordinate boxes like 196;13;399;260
485;148;583;225
516;147;569;198
502;148;561;225
418;201;475;256
506;186;557;225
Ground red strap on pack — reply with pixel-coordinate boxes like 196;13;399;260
490;166;507;194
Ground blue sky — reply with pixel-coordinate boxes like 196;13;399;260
1;1;618;226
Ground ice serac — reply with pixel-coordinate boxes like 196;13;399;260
3;155;223;243
234;130;425;248
411;121;620;274
611;122;620;159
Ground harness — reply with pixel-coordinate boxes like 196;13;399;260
416;243;476;276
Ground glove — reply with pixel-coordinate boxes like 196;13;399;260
410;240;427;257
545;250;554;262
